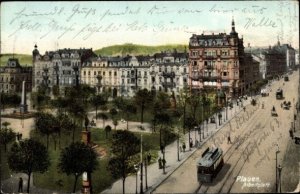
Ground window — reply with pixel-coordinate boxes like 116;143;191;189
114;71;117;76
159;67;161;72
109;71;111;76
194;61;197;66
184;68;186;73
94;71;96;76
88;71;90;76
223;72;227;76
144;72;147;76
103;72;105;76
152;77;155;83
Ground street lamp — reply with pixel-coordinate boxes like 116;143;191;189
277;165;282;193
275;144;280;193
134;164;139;194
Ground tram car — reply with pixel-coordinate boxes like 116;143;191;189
197;147;224;183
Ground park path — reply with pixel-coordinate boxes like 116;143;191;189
101;96;251;193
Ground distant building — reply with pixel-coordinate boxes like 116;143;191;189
251;41;296;79
150;50;189;98
188;19;251;99
0;58;32;93
32;44;97;92
80;50;188;97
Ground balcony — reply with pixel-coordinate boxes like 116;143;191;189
162;71;175;78
200;76;221;81
190;74;201;81
205;65;214;69
150;71;156;75
162;82;176;88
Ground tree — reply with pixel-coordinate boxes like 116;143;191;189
58;142;98;193
91;94;107;120
108;131;140;194
0;126;16;152
123;103;137;130
8;139;50;193
109;108;118;120
134;89;153;123
97;113;108;129
187;94;201;121
185;116;197;151
113;119;118;130
155;112;172;150
35;112;57;149
104;125;112;139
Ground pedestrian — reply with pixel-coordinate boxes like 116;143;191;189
289;130;294;139
162;158;166;169
182;142;186;152
227;136;232;144
147;152;151;163
243;107;246;112
189;139;193;148
18;177;23;193
158;157;162;169
195;140;199;148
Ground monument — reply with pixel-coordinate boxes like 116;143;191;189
81;115;91;194
20;81;28;113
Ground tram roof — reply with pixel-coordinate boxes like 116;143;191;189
197;147;223;167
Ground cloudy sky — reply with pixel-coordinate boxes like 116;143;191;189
1;1;299;54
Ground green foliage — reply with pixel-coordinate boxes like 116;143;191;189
0;127;16;152
108;131;140;181
8;138;50;193
104;125;112;138
0;92;21;109
35;112;58;149
134;89;154;123
0;54;32;66
58;142;99;193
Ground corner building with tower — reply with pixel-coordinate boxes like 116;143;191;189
188;19;258;101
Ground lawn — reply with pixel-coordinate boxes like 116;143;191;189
28;125;163;193
0;145;13;181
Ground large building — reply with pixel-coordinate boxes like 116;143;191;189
0;58;32;93
188;19;251;99
80;50;189;97
32;45;97;92
250;41;296;79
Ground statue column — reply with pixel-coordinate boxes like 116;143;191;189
20;81;28;113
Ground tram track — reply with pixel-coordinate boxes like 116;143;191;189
195;103;271;193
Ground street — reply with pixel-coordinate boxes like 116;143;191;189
153;69;299;193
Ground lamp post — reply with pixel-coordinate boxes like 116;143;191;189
275;144;280;193
277;165;282;193
144;158;148;190
134;165;139;194
140;134;143;194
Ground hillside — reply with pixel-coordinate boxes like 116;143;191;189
0;54;32;66
94;43;188;56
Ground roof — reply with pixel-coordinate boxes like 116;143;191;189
197;147;223;167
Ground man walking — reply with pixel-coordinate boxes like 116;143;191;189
227;136;232;144
18;177;23;193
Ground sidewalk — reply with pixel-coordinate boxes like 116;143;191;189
102;97;252;194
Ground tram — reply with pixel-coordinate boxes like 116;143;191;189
197;147;224;183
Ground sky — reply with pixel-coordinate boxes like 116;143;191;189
1;1;299;54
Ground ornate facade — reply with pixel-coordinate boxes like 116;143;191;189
188;19;247;99
0;58;32;93
32;45;97;92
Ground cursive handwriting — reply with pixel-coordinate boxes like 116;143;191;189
40;20;76;39
9;20;42;37
66;4;96;22
244;17;277;30
10;7;64;25
99;6;141;21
